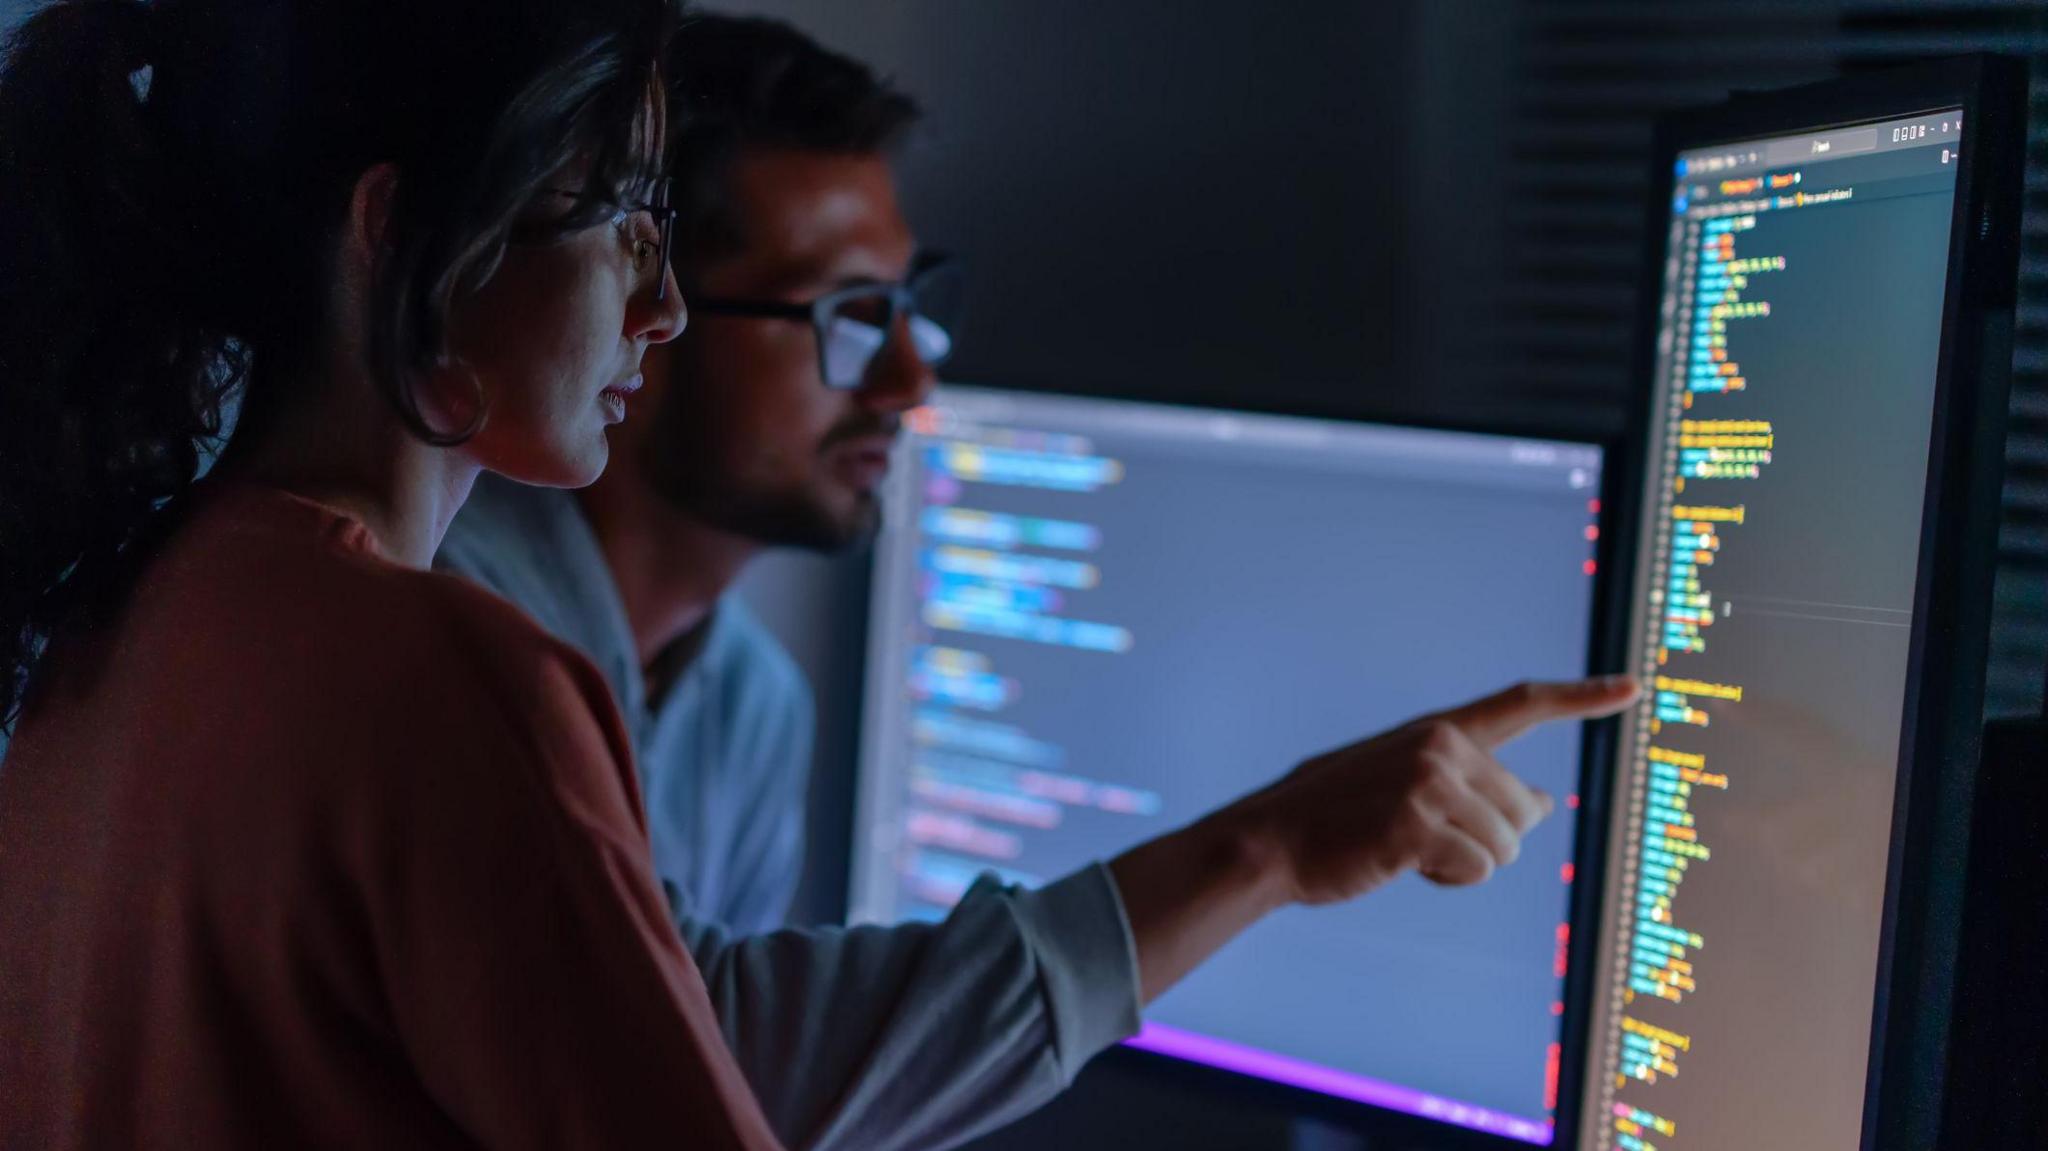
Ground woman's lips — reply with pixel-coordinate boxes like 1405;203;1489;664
598;374;641;422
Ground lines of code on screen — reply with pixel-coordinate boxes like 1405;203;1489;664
1586;110;1961;1151
854;389;1603;1142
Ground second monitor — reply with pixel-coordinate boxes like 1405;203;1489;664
853;386;1609;1145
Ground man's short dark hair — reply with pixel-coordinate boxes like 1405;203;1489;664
668;12;922;274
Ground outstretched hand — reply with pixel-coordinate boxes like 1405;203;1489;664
1111;675;1639;1002
1236;677;1641;904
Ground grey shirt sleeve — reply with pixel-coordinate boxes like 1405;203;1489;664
673;863;1144;1151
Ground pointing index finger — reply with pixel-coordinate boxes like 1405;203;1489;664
1442;676;1640;749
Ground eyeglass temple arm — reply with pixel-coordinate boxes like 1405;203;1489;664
687;299;817;320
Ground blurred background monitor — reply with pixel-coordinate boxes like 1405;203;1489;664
850;385;1611;1146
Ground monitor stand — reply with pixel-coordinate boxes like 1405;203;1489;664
1943;717;2048;1148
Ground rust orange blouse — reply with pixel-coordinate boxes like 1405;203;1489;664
0;484;783;1150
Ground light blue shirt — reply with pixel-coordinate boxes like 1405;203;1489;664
439;473;809;933
435;475;1143;1150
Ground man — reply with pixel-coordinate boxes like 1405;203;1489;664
438;13;1635;1150
439;14;929;937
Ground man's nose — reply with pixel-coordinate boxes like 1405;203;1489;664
857;313;939;411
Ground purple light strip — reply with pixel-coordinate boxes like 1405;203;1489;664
1123;1022;1554;1146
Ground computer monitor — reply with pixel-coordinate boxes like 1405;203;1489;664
1578;59;2024;1151
852;385;1610;1145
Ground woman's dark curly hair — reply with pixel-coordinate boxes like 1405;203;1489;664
0;0;679;732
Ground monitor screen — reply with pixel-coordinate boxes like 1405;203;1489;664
1580;109;1964;1150
853;387;1605;1143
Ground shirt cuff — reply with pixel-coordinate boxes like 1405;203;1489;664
1009;862;1144;1083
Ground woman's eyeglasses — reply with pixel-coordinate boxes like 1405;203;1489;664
513;177;678;302
689;252;963;389
625;178;677;303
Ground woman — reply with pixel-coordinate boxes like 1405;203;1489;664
0;0;781;1146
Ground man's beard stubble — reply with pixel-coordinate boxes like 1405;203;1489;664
650;405;898;554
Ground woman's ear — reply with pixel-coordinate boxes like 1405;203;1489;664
330;163;401;348
346;163;402;262
334;162;480;437
324;164;403;395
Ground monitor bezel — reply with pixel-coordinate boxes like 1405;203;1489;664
1590;55;2026;1151
847;381;1628;1149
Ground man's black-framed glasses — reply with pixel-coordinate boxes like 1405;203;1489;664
690;251;962;389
